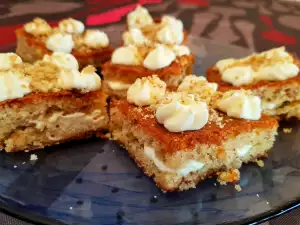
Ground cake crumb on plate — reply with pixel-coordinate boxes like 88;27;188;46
30;154;38;161
283;128;292;134
235;184;242;192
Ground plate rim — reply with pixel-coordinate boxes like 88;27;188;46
0;190;299;225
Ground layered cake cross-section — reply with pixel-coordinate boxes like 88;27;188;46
16;17;113;69
207;47;300;119
0;52;108;152
110;75;278;191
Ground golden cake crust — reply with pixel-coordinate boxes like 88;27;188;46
0;90;107;110
102;54;194;85
111;100;278;154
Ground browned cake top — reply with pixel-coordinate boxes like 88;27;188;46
113;100;278;153
102;54;194;84
0;90;107;110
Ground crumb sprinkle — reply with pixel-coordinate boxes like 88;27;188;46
30;154;38;161
208;109;226;128
256;160;264;167
235;184;242;192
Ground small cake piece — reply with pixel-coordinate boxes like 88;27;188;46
206;46;300;119
102;44;194;98
110;76;278;191
123;5;188;46
0;52;108;152
16;17;113;69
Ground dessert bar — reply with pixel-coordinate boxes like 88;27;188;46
0;52;108;152
110;75;278;191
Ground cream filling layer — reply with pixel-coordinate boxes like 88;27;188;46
144;145;205;176
31;110;104;140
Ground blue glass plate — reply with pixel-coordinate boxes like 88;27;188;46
1;35;300;225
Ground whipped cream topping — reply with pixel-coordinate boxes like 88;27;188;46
144;145;205;176
178;75;218;94
123;28;150;46
127;5;154;29
217;90;261;120
58;65;101;91
161;16;184;31
172;45;190;56
0;71;31;102
0;53;23;70
127;75;166;106
144;45;176;70
107;81;131;91
46;33;74;53
58;18;85;34
24;18;52;36
111;45;142;66
43;52;79;70
256;63;299;81
221;66;254;86
84;30;109;49
156;92;209;132
156;16;184;45
216;47;299;86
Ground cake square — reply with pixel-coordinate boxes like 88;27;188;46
110;100;278;191
16;17;114;69
101;5;194;99
0;52;108;152
206;47;300;119
109;76;278;192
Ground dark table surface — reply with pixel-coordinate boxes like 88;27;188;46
1;0;300;224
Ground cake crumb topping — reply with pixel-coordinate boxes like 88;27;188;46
208;109;225;128
178;75;218;104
